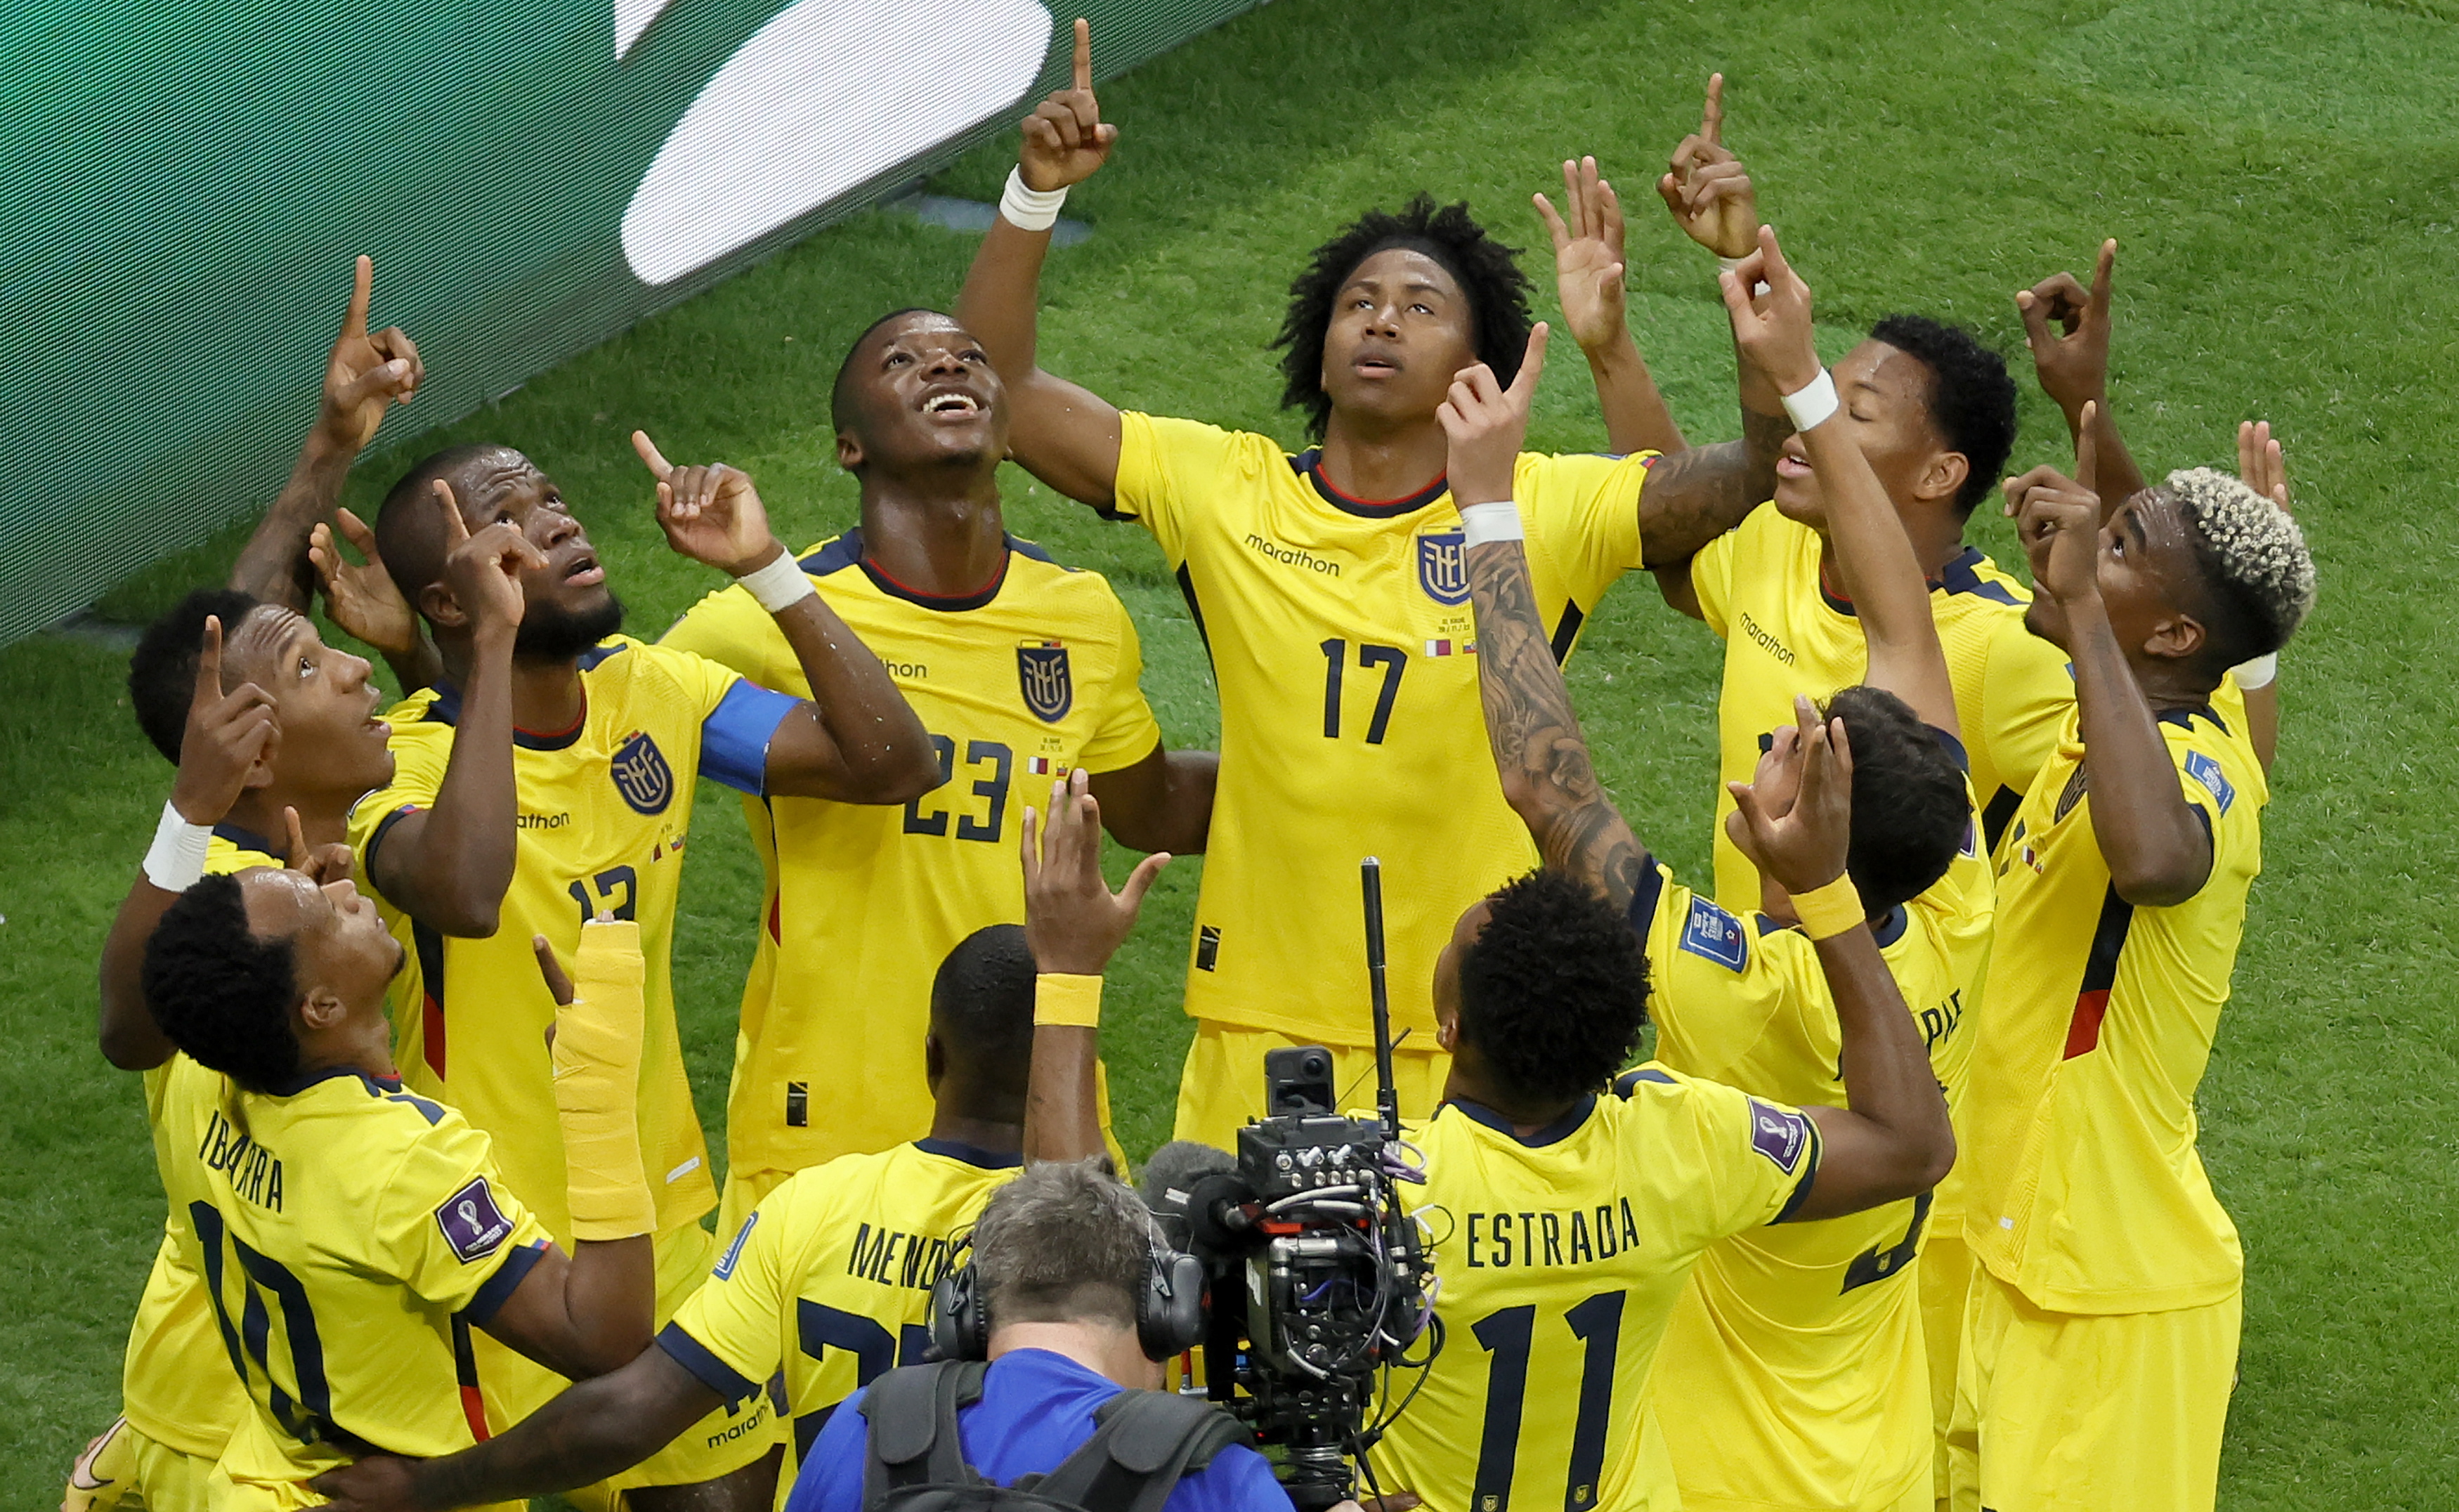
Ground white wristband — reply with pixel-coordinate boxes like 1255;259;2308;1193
2231;651;2279;691
1458;502;1524;547
144;801;213;892
1000;167;1069;233
1715;254;1770;298
735;552;816;614
1781;369;1840;432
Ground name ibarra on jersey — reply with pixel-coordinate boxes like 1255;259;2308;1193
1738;610;1797;667
843;1221;960;1291
1244;534;1343;576
198;1109;284;1212
1464;1200;1643;1268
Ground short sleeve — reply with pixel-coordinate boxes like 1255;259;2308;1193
1978;621;2074;814
1671;1074;1822;1239
2163;722;2255;894
661;582;794;686
1520;450;1655;610
373;1114;555;1321
1629;859;1804;1083
1073;593;1164;775
660;1199;794;1400
1112;413;1262;566
348;716;452;882
1688;521;1744;639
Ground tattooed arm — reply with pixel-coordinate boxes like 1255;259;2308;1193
1641;407;1792;618
1440;324;1651;912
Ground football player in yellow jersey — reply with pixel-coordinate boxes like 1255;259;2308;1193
661;307;1214;1217
958;32;1789;1145
1948;442;2313;1512
1437;273;1977;1511
298;789;1173;1512
349;442;937;1506
136;854;661;1512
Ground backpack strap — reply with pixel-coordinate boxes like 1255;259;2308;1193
861;1360;991;1508
1028;1391;1252;1512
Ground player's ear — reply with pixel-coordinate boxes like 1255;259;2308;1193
296;982;349;1034
1918;449;1970;506
419;579;469;632
2140;608;2205;665
923;1031;947;1090
835;429;866;474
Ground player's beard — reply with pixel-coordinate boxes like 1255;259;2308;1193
514;592;626;661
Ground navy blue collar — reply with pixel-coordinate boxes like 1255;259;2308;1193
211;821;282;861
268;1065;402;1098
1442;1094;1596;1148
1820;544;2014;616
915;1136;1024;1170
2155;703;2229;735
424;641;624;751
797;527;1058;613
1291;450;1449;519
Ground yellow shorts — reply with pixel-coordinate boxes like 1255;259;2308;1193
474;1220;777;1510
1170;1021;1449;1149
1950;1270;2239;1512
65;1416;216;1512
719;1066;1132;1239
1919;1230;1975;1509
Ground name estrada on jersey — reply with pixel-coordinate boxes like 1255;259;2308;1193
1629;735;1991;1511
117;826;288;1476
1965;703;2266;1314
1111;412;1653;1048
660;530;1160;1180
653;1139;1022;1489
1376;1071;1821;1512
155;1053;553;1507
1688;504;2075;906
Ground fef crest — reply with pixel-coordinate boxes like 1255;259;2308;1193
1017;641;1072;723
1417;530;1469;606
611;730;674;815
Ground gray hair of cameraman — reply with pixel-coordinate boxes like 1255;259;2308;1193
974;1157;1149;1333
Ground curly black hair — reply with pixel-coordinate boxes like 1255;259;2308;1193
1867;315;2018;517
141;872;303;1094
1456;869;1648;1107
1825;684;1971;915
1276;195;1534;439
129;588;263;765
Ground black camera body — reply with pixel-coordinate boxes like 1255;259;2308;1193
1165;1048;1432;1511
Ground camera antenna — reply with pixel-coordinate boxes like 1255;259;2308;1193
1361;857;1400;1141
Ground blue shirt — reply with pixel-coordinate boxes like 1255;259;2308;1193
787;1348;1291;1512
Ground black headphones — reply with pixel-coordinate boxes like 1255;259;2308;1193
930;1227;1206;1364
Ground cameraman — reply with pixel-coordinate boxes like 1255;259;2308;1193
790;1158;1293;1512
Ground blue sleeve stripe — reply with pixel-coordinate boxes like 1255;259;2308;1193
466;1239;547;1325
1625;854;1665;947
1769;1121;1825;1225
700;680;801;796
656;1320;759;1400
1929;726;1971;774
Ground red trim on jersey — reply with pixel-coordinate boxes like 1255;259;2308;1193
1312;464;1446;509
2063;989;2111;1059
423;991;446;1076
863;552;1007;604
767;892;782;944
2062;887;2136;1060
516;694;587;742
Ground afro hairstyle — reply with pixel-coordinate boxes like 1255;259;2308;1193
1456;868;1648;1107
141;871;304;1095
1823;684;1970;915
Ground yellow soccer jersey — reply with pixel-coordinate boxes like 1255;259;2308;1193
1112;413;1653;1046
1379;1072;1822;1512
1965;701;2264;1315
1690;505;2075;907
349;635;802;1243
1631;753;1991;1511
659;1139;1021;1486
153;1054;554;1492
119;826;284;1461
660;531;1160;1171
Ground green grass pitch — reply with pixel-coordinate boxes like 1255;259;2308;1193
6;0;2455;1503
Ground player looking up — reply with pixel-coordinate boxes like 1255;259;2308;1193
1641;112;2082;905
296;774;1170;1512
351;444;937;1507
958;27;1789;1143
1950;441;2312;1512
141;863;658;1512
663;307;1213;1220
1411;283;1969;1512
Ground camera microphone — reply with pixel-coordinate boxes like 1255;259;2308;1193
1140;1140;1257;1256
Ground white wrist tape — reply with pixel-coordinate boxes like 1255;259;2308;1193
1716;254;1771;298
1458;502;1525;547
735;552;816;613
2231;651;2279;691
1781;369;1840;431
1000;167;1069;233
144;801;212;892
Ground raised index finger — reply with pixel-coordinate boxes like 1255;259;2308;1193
1071;15;1092;92
2074;402;2100;496
342;255;371;339
1702;72;1725;145
193;615;225;708
533;935;575;1008
433;478;470;545
2089;238;2116;321
630;429;674;479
